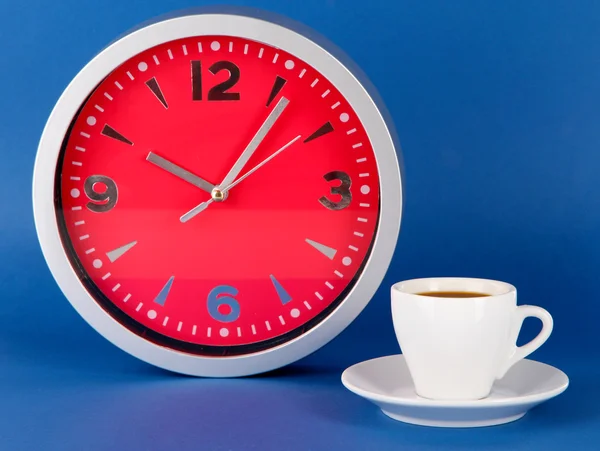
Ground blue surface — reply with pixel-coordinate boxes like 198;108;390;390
1;0;599;449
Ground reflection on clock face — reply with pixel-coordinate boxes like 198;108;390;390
56;35;381;355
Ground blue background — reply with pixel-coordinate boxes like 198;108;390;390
1;0;598;449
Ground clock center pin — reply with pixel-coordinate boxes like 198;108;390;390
211;187;228;202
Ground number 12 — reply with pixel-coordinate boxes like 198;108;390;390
191;60;241;101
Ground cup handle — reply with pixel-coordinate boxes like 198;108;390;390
496;305;553;379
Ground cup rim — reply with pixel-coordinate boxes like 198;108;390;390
391;277;516;298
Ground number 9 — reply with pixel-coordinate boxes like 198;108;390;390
207;285;241;323
84;175;118;213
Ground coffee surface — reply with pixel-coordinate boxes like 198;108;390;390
417;291;490;298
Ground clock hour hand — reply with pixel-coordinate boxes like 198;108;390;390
217;96;289;191
146;151;215;194
180;135;302;223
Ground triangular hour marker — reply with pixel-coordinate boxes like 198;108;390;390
106;240;137;263
145;77;169;108
101;124;133;145
304;122;334;143
266;76;287;107
153;276;174;306
270;274;292;305
305;238;337;260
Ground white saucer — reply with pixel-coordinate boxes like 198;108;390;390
341;354;568;428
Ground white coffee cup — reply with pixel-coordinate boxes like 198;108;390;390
391;278;553;400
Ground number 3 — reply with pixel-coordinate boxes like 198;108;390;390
319;171;352;210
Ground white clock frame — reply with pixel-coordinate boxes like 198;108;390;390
32;10;403;377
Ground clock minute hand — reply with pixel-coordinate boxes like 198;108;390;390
217;96;289;191
146;151;215;194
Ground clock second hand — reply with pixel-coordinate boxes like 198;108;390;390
223;134;302;193
179;134;302;223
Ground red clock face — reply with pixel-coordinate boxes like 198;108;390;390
56;35;380;355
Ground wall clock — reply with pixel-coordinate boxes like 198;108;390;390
33;9;403;377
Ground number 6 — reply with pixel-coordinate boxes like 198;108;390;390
207;285;241;323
